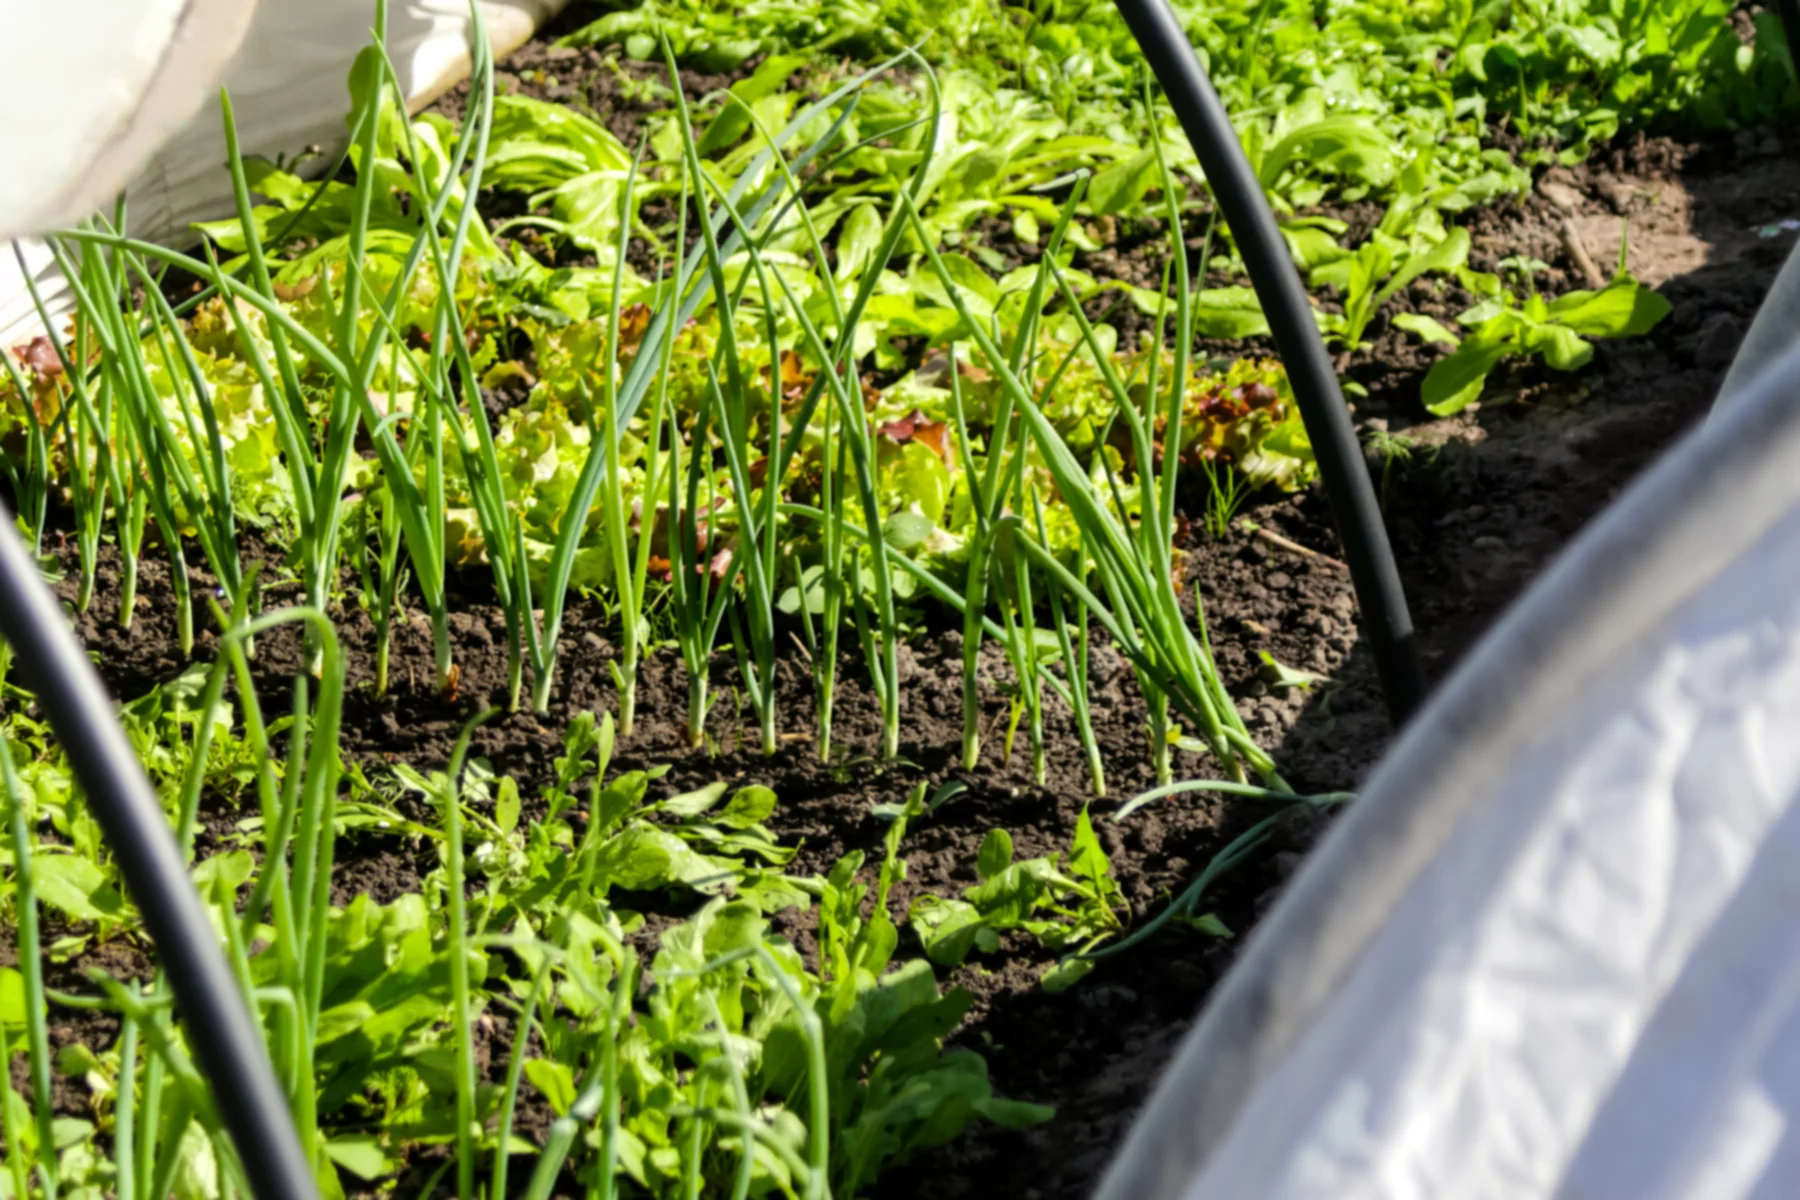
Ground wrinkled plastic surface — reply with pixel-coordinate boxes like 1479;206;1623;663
1188;506;1800;1199
1716;237;1800;418
1;0;565;351
0;0;257;237
1092;333;1800;1200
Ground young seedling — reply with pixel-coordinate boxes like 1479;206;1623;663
584;145;665;733
524;52;902;722
726;82;933;761
0;348;50;555
664;350;734;747
1;723;58;1194
905;179;1280;789
11;237;133;623
938;188;1083;773
1033;488;1106;795
44;226;248;652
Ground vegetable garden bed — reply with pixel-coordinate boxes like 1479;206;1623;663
2;1;1797;1197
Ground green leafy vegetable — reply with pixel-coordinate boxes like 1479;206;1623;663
1419;273;1673;415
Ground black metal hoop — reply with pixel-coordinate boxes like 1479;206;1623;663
0;508;318;1200
1112;0;1426;724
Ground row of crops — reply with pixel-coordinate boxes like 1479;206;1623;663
0;0;1789;1195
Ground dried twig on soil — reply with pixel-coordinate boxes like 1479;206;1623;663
1239;520;1349;571
1537;178;1608;289
1558;216;1608;289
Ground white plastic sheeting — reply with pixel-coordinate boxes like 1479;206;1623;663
0;0;258;237
1187;505;1800;1200
1;0;567;351
1091;336;1800;1200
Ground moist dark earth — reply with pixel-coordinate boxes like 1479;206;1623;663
11;14;1800;1198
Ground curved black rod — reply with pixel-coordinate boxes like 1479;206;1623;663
1112;0;1425;724
0;507;318;1200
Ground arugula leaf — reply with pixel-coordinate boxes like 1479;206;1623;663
912;896;991;967
1191;287;1271;339
909;809;1125;982
1392;312;1460;347
1257;116;1398;200
718;784;778;828
29;855;122;925
659;780;730;818
976;828;1013;880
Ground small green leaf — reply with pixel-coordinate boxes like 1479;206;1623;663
345;47;385;126
1372;228;1471;312
661;781;729;818
50;1116;93;1152
31;856;119;924
738;872;813;915
1257;649;1332;692
702;900;767;958
976;829;1013;880
1087;150;1157;215
191;850;254;894
1421;332;1513;415
595;710;616;783
315;1002;377;1047
1546;276;1672;338
955;145;1014;196
525;1058;577;1117
718;785;777;829
1285;223;1348;271
828;851;866;892
977;1096;1058;1128
1456;297;1511;328
1529;322;1595;371
965;859;1056;925
910;896;988;967
1191;287;1271;338
696;52;808;155
592;771;648;834
922;253;1002;314
1040;957;1095;994
836;203;884;284
1069;807;1110;885
323;1136;394;1182
1392;312;1460;346
55;1043;99;1076
496;777;521;835
881;511;936;551
1187;912;1235;938
1258;116;1396;192
0;968;23;1026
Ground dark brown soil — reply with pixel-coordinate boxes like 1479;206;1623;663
0;920;151;1119
14;12;1800;1198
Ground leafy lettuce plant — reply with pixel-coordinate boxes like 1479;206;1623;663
484;94;643;261
1416;270;1673;415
